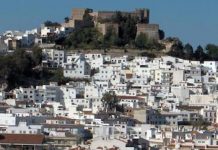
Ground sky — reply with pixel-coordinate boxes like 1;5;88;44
0;0;218;48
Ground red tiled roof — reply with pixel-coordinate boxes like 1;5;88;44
0;134;44;144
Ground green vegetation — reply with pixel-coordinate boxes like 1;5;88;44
65;27;102;49
102;25;120;48
166;37;218;61
64;17;69;23
101;91;119;112
62;11;165;50
206;44;218;60
117;13;137;46
135;33;148;49
44;20;61;27
0;48;68;91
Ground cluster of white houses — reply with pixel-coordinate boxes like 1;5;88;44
0;24;73;52
1;50;218;149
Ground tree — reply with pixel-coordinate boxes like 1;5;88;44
65;27;101;49
13;49;32;76
50;68;64;83
55;37;66;46
32;46;42;66
101;91;119;112
44;20;60;27
158;30;165;40
0;55;18;89
168;38;184;58
81;129;93;142
184;43;194;60
64;17;69;23
135;33;148;49
83;9;94;28
120;15;137;45
112;11;123;23
206;44;218;60
103;25;120;47
194;45;206;62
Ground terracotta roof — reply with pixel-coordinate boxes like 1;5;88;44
0;134;44;144
83;111;93;115
126;73;133;79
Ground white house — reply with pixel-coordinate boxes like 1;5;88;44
2;122;42;134
117;95;145;108
42;49;65;68
0;113;16;126
85;53;104;69
202;61;218;73
94;64;113;80
63;54;91;78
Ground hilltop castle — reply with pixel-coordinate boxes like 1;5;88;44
62;8;163;41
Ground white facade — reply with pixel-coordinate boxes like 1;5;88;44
1;122;42;134
42;49;65;68
85;53;104;69
0;113;16;126
94;65;113;80
64;54;91;78
202;61;218;72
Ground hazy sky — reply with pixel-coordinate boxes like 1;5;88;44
0;0;218;47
